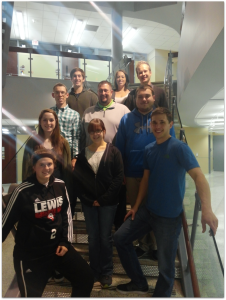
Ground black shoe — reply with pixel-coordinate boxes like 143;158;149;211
152;249;158;260
135;246;148;258
100;275;112;289
116;281;149;294
53;271;64;283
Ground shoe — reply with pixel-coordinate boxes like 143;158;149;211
135;246;148;258
116;281;149;294
152;249;158;260
93;277;101;287
100;275;112;289
53;270;64;283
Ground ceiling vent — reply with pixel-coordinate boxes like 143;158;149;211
85;25;99;32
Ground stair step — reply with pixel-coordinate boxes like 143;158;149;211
44;274;184;297
73;243;180;266
72;243;181;279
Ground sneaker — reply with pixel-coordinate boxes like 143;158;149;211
53;270;64;283
116;281;149;294
135;246;148;258
100;275;112;289
93;277;101;288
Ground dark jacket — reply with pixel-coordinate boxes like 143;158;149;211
2;174;73;264
73;143;124;207
22;135;74;204
124;85;168;111
67;87;98;117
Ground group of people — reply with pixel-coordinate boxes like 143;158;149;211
2;61;218;297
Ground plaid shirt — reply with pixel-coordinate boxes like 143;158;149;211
50;105;81;157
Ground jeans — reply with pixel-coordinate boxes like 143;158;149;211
113;205;182;297
82;204;117;279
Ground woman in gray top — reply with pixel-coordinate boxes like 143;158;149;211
73;118;123;289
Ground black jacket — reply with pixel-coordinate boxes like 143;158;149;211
124;85;168;111
2;174;73;264
73;143;124;207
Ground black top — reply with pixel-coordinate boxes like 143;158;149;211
73;143;124;207
2;173;73;265
124;85;168;111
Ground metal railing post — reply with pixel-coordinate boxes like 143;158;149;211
190;192;201;250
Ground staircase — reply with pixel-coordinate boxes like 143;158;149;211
42;201;185;297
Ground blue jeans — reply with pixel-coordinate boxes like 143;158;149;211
113;205;182;297
82;204;117;279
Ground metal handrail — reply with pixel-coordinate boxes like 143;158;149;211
182;209;201;297
192;194;224;277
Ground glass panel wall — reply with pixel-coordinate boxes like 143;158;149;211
86;59;109;82
31;54;60;79
18;53;30;76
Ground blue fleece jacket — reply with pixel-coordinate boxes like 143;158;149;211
115;108;175;178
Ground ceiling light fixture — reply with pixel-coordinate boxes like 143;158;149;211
70;20;86;45
22;126;27;131
16;11;25;40
122;27;137;47
67;19;76;43
68;49;72;52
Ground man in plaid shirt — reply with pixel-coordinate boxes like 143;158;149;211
51;83;81;168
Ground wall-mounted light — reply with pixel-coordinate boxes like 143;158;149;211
16;11;25;40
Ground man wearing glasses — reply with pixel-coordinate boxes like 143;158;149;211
51;83;81;162
81;80;130;149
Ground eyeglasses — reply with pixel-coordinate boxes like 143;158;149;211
89;130;103;135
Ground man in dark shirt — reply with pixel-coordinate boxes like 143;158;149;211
124;61;168;111
67;67;98;118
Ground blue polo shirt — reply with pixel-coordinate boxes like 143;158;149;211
143;137;199;218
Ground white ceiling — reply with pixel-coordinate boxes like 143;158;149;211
194;88;224;133
11;1;180;53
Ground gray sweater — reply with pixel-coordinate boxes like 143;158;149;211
81;101;130;149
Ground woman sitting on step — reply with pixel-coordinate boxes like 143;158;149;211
73;118;124;289
2;149;94;297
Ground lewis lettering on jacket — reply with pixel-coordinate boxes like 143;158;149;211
34;196;63;218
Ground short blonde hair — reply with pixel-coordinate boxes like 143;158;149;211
136;61;151;76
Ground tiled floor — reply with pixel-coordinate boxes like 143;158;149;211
2;171;224;297
183;171;224;297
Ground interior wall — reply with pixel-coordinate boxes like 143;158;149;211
154;49;168;82
184;127;209;174
16;134;29;183
147;50;156;82
2;76;100;121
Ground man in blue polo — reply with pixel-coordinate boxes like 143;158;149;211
114;107;218;296
115;85;175;260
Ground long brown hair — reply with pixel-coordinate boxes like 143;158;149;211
37;109;64;154
114;69;129;91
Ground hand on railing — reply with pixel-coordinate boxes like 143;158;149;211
201;209;218;236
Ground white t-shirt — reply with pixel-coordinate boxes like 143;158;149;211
114;93;130;104
85;147;105;174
